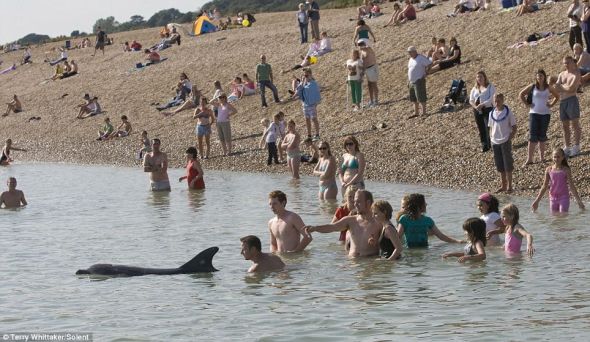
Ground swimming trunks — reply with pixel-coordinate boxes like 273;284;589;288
150;180;171;191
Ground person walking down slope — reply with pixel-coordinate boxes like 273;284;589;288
256;55;281;108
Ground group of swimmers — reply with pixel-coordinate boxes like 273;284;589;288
241;188;535;273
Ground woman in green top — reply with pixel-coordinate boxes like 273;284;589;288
397;193;463;248
353;20;376;46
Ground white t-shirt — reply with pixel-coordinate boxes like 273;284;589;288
481;212;501;246
320;37;331;51
346;59;364;81
488;105;517;145
469;84;496;108
265;122;280;143
408;54;431;83
529;87;551;115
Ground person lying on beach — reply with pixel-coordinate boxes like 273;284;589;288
0;139;27;165
60;60;78;79
0;177;27;208
240;235;285;273
282;55;314;74
161;86;201;117
47;47;68;66
144;49;161;65
107;115;132;139
96;117;114;141
449;0;478;17
157;74;192;111
4;95;22;117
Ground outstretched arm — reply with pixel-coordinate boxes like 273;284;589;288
306;216;354;234
431;224;463;244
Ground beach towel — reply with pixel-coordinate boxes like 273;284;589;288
0;64;16;75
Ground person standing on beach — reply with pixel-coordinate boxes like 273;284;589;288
488;93;517;193
358;39;379;107
295;68;321;140
256;55;281;108
241;235;285;273
143;138;170;191
306;190;382;257
92;26;107;56
549;56;582;157
307;0;321;40
0;177;27;208
407;46;431;117
296;3;309;44
268;190;312;253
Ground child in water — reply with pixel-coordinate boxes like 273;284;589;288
397;193;464;248
370;200;403;260
476;193;505;246
333;184;358;244
531;148;585;213
490;204;534;256
442;218;487;263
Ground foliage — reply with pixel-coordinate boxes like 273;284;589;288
17;33;50;45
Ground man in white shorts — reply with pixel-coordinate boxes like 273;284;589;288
143;138;170;191
358;39;379;107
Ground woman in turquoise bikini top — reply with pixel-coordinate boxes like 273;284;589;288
339;135;366;196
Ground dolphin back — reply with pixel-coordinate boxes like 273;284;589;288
179;247;219;273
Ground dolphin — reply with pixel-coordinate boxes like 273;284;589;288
76;247;219;277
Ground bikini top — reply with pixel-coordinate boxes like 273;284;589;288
341;155;359;172
464;243;477;256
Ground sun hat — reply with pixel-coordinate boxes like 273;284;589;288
478;193;492;203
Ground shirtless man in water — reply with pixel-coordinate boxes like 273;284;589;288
306;189;382;257
241;235;285;272
0;177;27;208
550;56;582;157
268;190;312;252
143;138;170;191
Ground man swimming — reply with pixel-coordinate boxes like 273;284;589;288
241;235;285;272
0;177;27;208
267;190;312;252
306;189;381;257
142;138;170;191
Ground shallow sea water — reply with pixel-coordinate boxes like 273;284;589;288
0;163;589;341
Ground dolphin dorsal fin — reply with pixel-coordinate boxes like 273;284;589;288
179;247;219;273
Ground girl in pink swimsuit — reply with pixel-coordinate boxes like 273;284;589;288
501;204;534;256
531;148;585;213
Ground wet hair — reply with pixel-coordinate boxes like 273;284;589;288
554;148;570;168
121;115;128;120
406;193;426;220
395;194;411;222
240;235;262;252
372;200;393;220
343;135;360;152
318;141;332;157
269;190;287;206
535;69;548;89
182;146;197;159
357;19;366;26
356;189;373;205
501;204;520;225
476;71;489;87
463;218;487;246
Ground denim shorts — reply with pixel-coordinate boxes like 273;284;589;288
196;124;211;137
529;113;550;142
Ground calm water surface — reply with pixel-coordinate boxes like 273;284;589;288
0;163;589;341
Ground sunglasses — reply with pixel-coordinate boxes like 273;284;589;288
319;147;328;150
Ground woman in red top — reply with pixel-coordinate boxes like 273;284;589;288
179;147;205;189
332;184;359;243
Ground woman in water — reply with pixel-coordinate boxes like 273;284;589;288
442;218;487;263
531;148;585;213
313;141;338;200
371;200;403;260
339;135;365;197
178;147;205;190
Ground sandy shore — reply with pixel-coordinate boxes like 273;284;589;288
1;2;590;197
